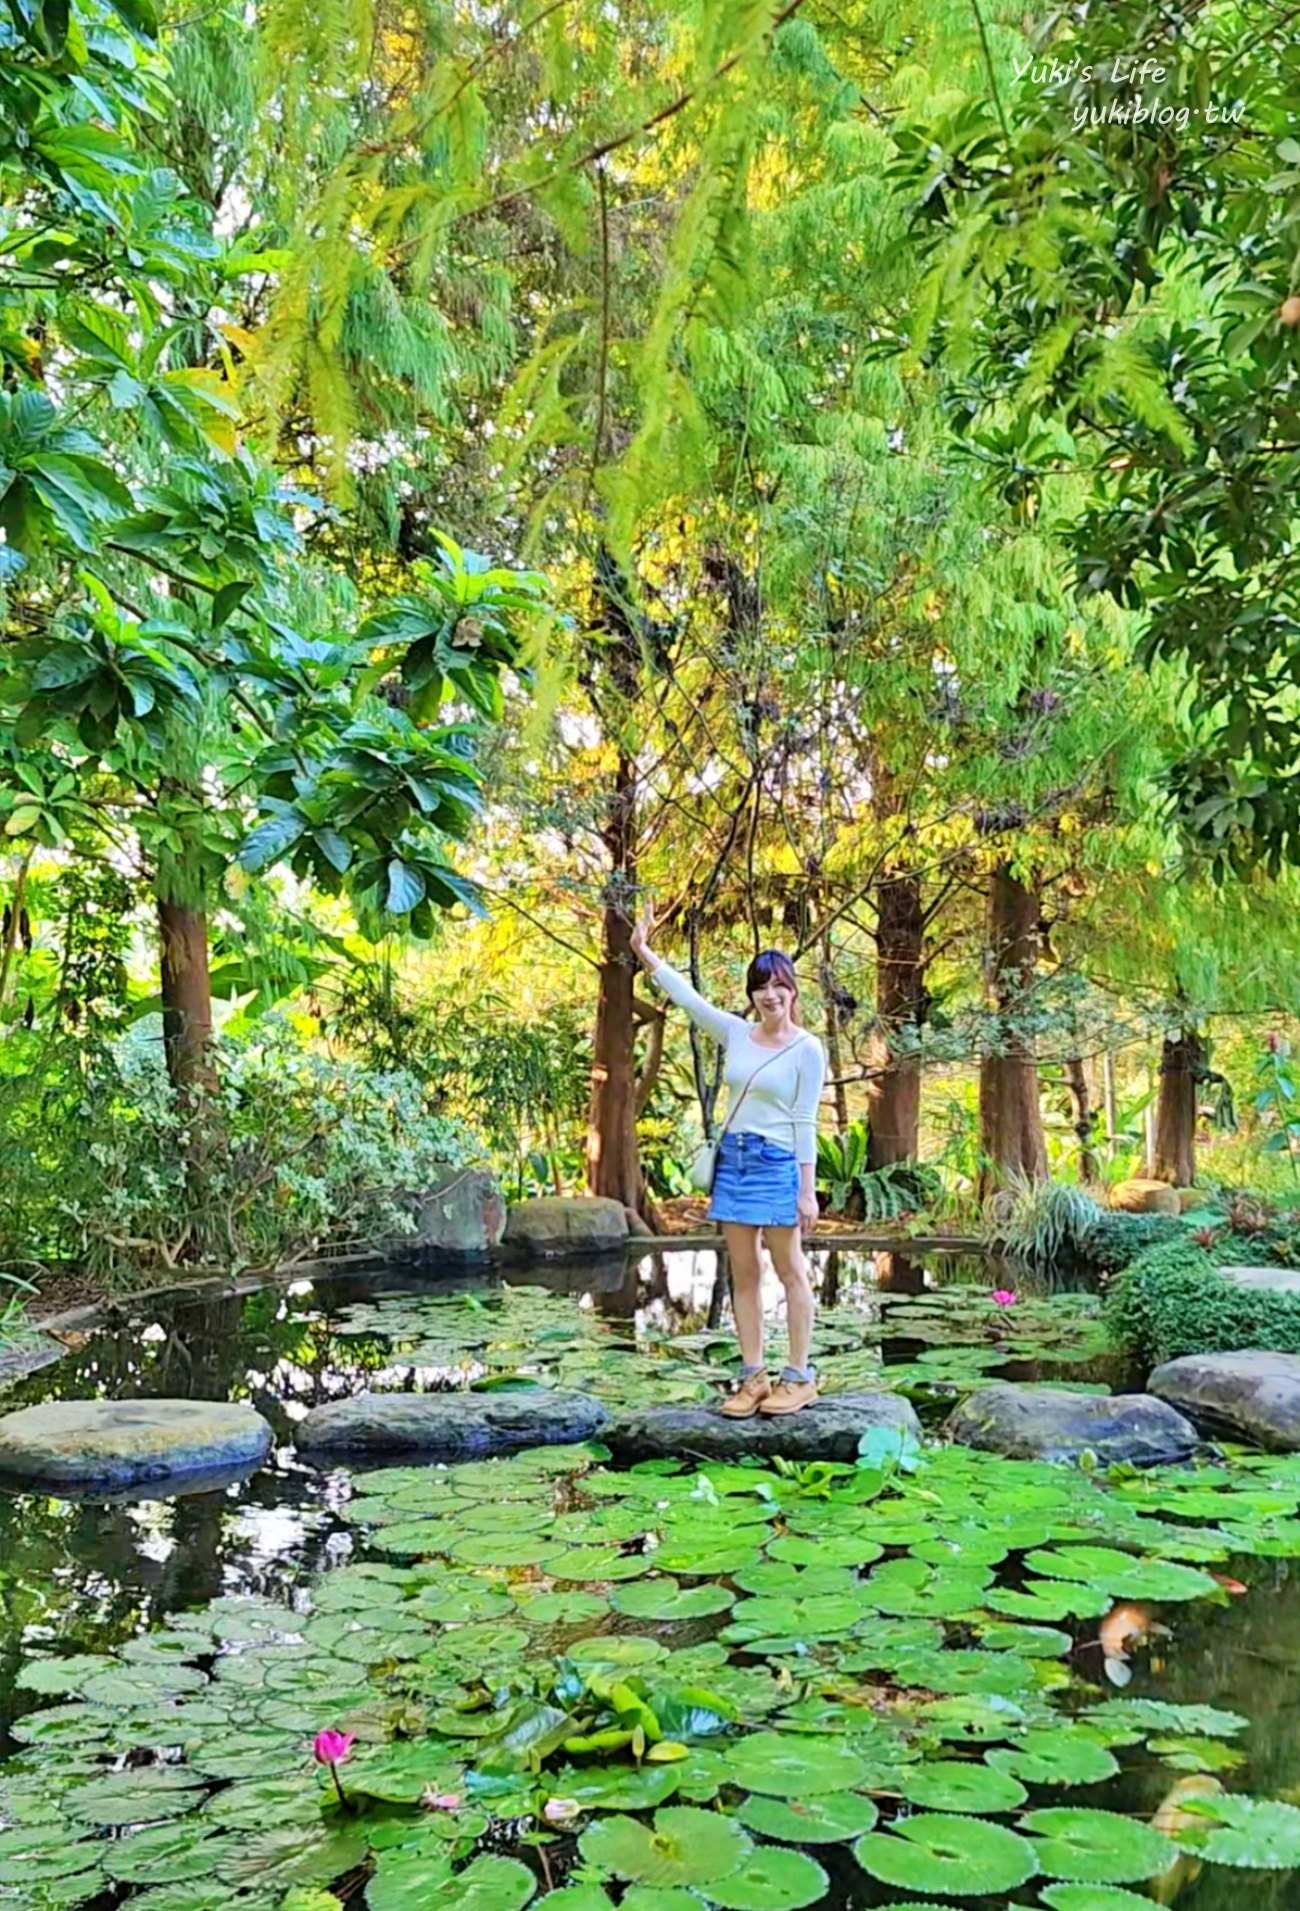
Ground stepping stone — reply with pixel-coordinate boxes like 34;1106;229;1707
1149;1350;1300;1450
298;1387;608;1458
0;1399;274;1493
604;1391;920;1463
502;1196;629;1258
946;1383;1198;1467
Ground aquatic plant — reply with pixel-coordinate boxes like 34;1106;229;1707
9;1287;1300;1908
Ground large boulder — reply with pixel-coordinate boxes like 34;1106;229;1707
605;1391;920;1464
299;1387;608;1459
408;1168;506;1258
1221;1266;1300;1295
0;1399;273;1493
946;1383;1198;1467
1110;1179;1182;1217
503;1196;629;1259
1148;1350;1300;1449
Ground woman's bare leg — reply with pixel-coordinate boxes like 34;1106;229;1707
721;1223;765;1367
764;1225;815;1372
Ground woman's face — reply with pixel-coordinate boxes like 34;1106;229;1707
751;977;796;1019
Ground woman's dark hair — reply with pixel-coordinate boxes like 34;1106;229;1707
745;949;802;1023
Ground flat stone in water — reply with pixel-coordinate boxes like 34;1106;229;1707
0;1335;67;1391
1149;1350;1300;1450
298;1387;608;1457
0;1398;274;1492
946;1383;1198;1467
604;1390;920;1463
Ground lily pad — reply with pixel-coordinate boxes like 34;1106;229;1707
735;1792;878;1842
987;1732;1119;1788
579;1806;752;1887
726;1732;873;1797
898;1761;1028;1814
1041;1890;1175;1910
705;1850;828;1910
1023;1808;1177;1883
854;1814;1039;1896
1191;1795;1300;1868
610;1582;735;1621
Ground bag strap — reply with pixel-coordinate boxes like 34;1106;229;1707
718;1035;810;1142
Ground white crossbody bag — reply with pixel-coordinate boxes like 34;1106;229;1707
688;1037;810;1194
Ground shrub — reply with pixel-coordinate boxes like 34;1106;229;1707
1075;1209;1189;1273
0;1021;481;1283
816;1123;940;1220
1106;1239;1300;1366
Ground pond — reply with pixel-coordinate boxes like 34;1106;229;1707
2;1245;1299;1911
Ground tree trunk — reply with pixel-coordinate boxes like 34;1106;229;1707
819;931;850;1134
1102;1050;1118;1152
867;871;925;1167
1064;1056;1101;1184
1152;1027;1203;1186
978;863;1047;1199
157;898;215;1097
585;751;648;1214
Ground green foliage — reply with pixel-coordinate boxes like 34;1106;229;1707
0;1022;476;1280
985;1175;1107;1265
1253;1036;1300;1185
1107;1239;1300;1364
816;1124;940;1221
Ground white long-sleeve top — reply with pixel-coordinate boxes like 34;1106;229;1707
651;960;826;1166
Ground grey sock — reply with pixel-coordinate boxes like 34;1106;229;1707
780;1365;814;1383
740;1362;766;1379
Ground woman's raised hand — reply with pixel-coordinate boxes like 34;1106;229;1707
629;900;656;965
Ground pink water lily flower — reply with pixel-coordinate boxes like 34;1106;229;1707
313;1729;356;1766
423;1791;463;1811
543;1797;581;1825
991;1289;1018;1307
313;1729;356;1808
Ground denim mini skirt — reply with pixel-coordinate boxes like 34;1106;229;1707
708;1130;800;1227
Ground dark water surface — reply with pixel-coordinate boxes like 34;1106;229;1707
0;1245;1286;1908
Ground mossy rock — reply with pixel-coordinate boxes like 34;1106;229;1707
946;1383;1198;1467
1174;1187;1203;1214
1110;1180;1181;1217
1149;1351;1300;1450
502;1197;630;1258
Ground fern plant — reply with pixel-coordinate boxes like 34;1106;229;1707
817;1124;939;1222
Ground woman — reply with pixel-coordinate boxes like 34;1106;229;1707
630;904;827;1418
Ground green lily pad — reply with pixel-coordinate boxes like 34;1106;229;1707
1023;1808;1177;1883
549;1764;684;1811
105;1827;231;1885
1023;1547;1218;1603
735;1791;878;1842
725;1732;872;1797
705;1849;828;1910
767;1533;883;1568
620;1893;705;1911
512;1590;610;1625
548;1547;653;1581
987;1732;1119;1788
898;1760;1028;1813
1192;1795;1300;1867
610;1581;735;1621
854;1814;1039;1896
579;1806;752;1887
1041;1889;1174;1910
534;1891;614;1911
975;1622;1074;1658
